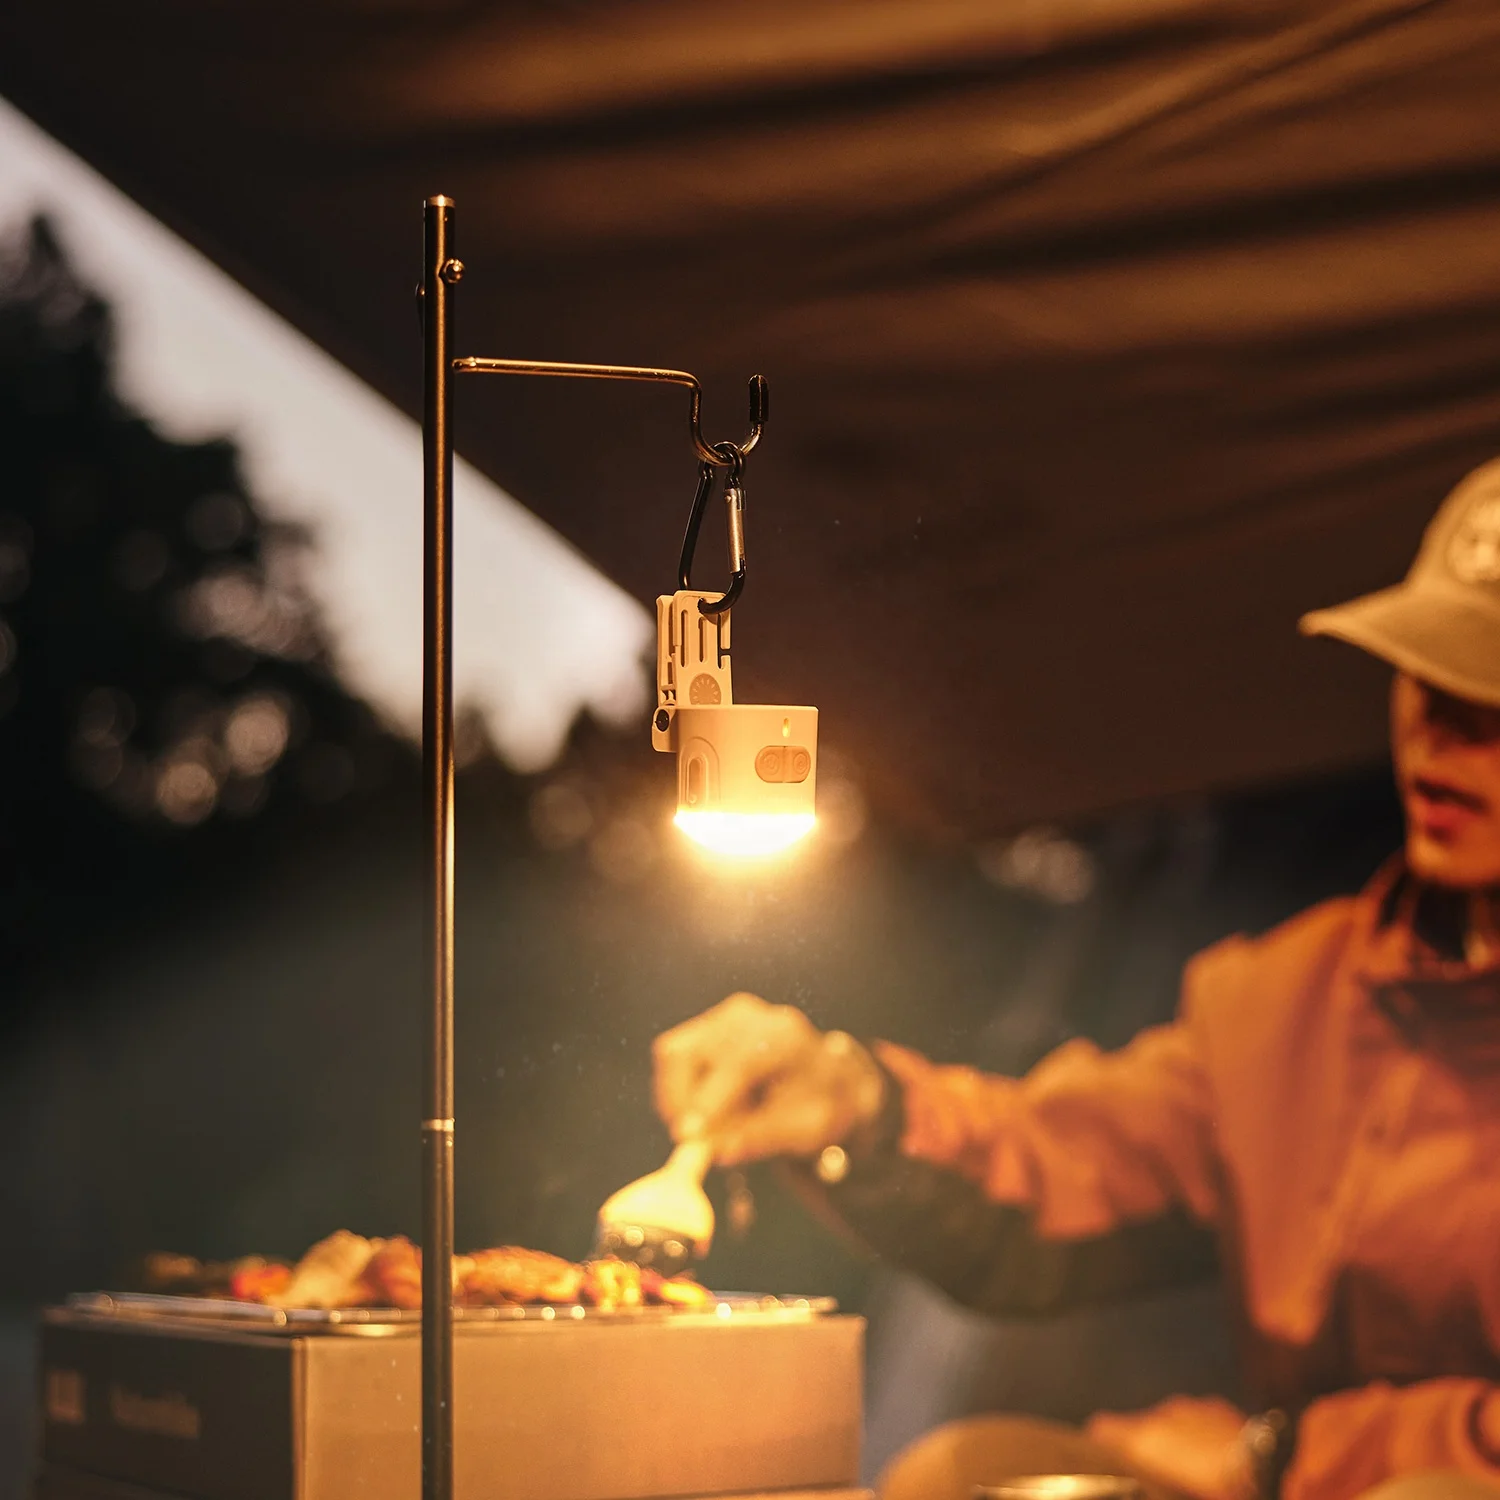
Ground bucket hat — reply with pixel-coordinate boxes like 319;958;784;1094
1301;458;1500;707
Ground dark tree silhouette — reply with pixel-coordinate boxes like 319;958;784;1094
0;217;406;1026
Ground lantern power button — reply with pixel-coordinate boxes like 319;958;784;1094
755;746;812;783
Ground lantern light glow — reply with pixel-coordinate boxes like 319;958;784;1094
674;810;818;858
653;591;817;859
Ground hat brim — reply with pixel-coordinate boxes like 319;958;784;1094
1300;582;1500;709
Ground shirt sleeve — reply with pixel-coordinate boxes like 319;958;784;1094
792;1014;1224;1317
878;1019;1222;1237
1285;1380;1500;1500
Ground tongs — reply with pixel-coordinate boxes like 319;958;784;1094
592;1139;714;1279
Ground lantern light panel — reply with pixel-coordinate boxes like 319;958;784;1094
652;589;818;857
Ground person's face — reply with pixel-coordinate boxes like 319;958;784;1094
1391;673;1500;887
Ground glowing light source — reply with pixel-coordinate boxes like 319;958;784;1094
653;590;817;860
674;810;817;858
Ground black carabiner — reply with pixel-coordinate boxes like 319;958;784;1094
677;459;717;592
676;442;747;616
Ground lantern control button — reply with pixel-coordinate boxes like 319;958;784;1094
755;746;812;783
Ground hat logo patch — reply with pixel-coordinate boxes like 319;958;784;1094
1448;495;1500;583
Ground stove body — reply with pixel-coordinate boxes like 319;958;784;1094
36;1298;865;1500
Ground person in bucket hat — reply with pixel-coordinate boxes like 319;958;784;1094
1304;457;1500;891
655;462;1500;1500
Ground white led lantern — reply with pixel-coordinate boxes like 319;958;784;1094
653;590;818;857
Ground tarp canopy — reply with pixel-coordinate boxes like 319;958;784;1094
4;0;1499;837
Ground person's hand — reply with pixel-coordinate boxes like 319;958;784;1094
1475;1390;1500;1461
1087;1397;1252;1500
652;993;887;1165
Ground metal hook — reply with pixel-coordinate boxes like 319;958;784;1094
678;442;747;616
693;375;766;465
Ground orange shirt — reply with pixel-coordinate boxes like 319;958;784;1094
817;866;1500;1500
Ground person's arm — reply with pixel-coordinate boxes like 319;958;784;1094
652;987;1225;1317
794;1020;1222;1316
1281;1380;1500;1500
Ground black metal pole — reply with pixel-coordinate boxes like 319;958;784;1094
420;193;458;1500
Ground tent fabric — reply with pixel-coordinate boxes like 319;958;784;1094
4;0;1500;835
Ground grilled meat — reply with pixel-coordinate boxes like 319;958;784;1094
461;1247;584;1307
267;1229;380;1310
214;1231;709;1311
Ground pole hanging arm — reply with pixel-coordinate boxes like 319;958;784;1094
453;356;767;466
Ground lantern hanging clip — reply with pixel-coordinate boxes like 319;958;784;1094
677;441;747;617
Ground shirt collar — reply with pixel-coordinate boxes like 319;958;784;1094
1356;855;1500;1000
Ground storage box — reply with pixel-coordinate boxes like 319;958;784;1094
38;1303;864;1500
34;1468;870;1500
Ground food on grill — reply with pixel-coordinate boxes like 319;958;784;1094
578;1255;641;1310
133;1232;712;1312
269;1229;379;1309
459;1246;584;1307
229;1261;292;1303
359;1236;424;1309
128;1251;285;1300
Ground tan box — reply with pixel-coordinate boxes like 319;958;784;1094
35;1467;871;1500
39;1306;864;1500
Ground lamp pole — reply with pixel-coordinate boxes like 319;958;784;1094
420;193;458;1500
